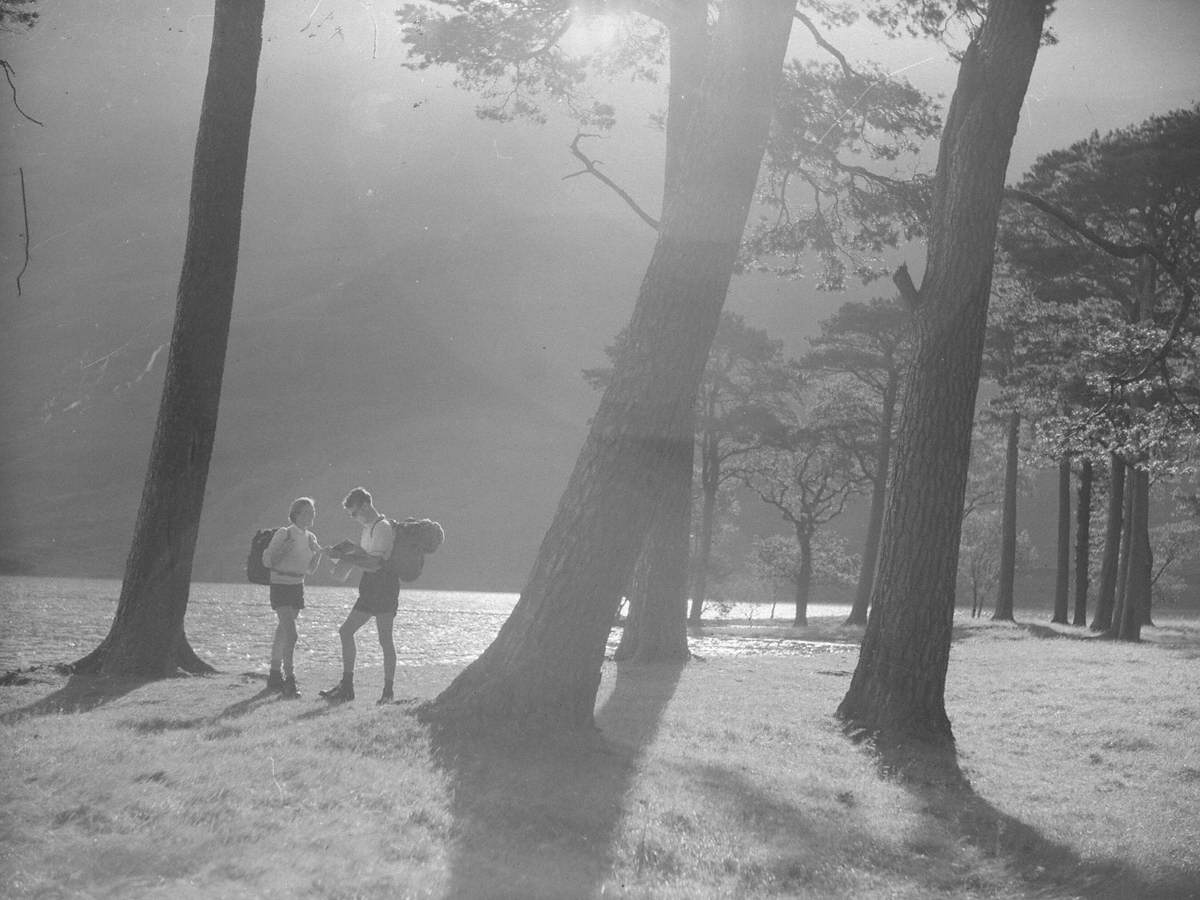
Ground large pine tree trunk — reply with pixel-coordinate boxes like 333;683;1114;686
1072;458;1092;626
622;7;709;655
422;0;797;734
847;373;898;626
1051;455;1072;623
73;0;264;677
992;410;1020;621
1091;454;1124;631
836;0;1048;746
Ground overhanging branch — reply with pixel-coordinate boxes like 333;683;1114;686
564;132;660;231
1005;187;1198;382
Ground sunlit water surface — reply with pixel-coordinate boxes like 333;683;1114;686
0;576;854;675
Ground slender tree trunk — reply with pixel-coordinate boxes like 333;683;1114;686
1117;467;1150;641
793;528;813;627
1072;457;1092;626
74;0;264;677
837;0;1048;746
992;409;1020;621
1091;454;1124;631
422;0;797;734
691;429;719;623
1051;454;1071;623
616;425;693;662
847;373;898;626
1109;472;1135;639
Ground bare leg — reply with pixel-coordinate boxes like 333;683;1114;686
338;609;371;678
376;613;396;697
273;606;299;678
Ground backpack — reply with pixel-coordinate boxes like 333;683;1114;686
384;517;444;582
246;527;282;584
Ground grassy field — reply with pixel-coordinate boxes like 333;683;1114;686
1;611;1198;899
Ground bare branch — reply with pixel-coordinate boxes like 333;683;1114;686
16;166;30;296
564;133;659;231
1;60;43;126
793;10;854;78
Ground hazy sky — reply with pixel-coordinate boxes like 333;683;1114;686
1;1;1197;586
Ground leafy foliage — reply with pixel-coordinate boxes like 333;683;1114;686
743;61;940;288
997;105;1200;474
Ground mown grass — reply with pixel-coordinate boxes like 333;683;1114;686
1;611;1198;899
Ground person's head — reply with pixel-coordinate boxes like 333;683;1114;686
289;497;316;528
343;487;373;521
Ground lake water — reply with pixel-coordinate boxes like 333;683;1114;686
0;576;855;676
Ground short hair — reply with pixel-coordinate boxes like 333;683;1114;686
343;487;372;510
289;497;315;523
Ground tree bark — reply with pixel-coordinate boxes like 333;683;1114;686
1051;454;1071;623
837;0;1048;746
1072;457;1092;626
992;409;1020;621
626;0;708;644
846;371;898;626
1091;454;1124;631
1109;472;1135;639
1117;467;1150;641
422;0;797;734
622;440;693;662
74;0;264;677
691;427;719;623
793;527;813;627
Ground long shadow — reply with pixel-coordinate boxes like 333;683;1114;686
0;672;286;728
867;736;1199;899
0;672;148;724
432;660;685;900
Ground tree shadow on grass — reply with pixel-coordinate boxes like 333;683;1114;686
430;661;684;900
0;672;283;727
868;737;1199;899
0;672;149;724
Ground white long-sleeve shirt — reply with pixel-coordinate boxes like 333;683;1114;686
263;523;321;585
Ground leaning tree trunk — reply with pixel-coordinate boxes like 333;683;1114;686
73;0;264;677
421;0;797;734
992;409;1020;621
847;372;898;626
620;6;709;655
1072;457;1092;626
1052;454;1072;624
1091;453;1124;631
836;0;1048;746
615;435;693;663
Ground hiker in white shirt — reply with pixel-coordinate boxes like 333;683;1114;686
320;486;400;705
262;497;324;698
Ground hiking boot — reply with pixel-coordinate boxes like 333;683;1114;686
319;681;354;702
376;687;394;706
281;675;300;699
266;669;284;692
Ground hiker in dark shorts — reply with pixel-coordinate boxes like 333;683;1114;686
320;486;400;705
262;497;324;698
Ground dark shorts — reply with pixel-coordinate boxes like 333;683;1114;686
270;583;305;610
352;568;401;617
